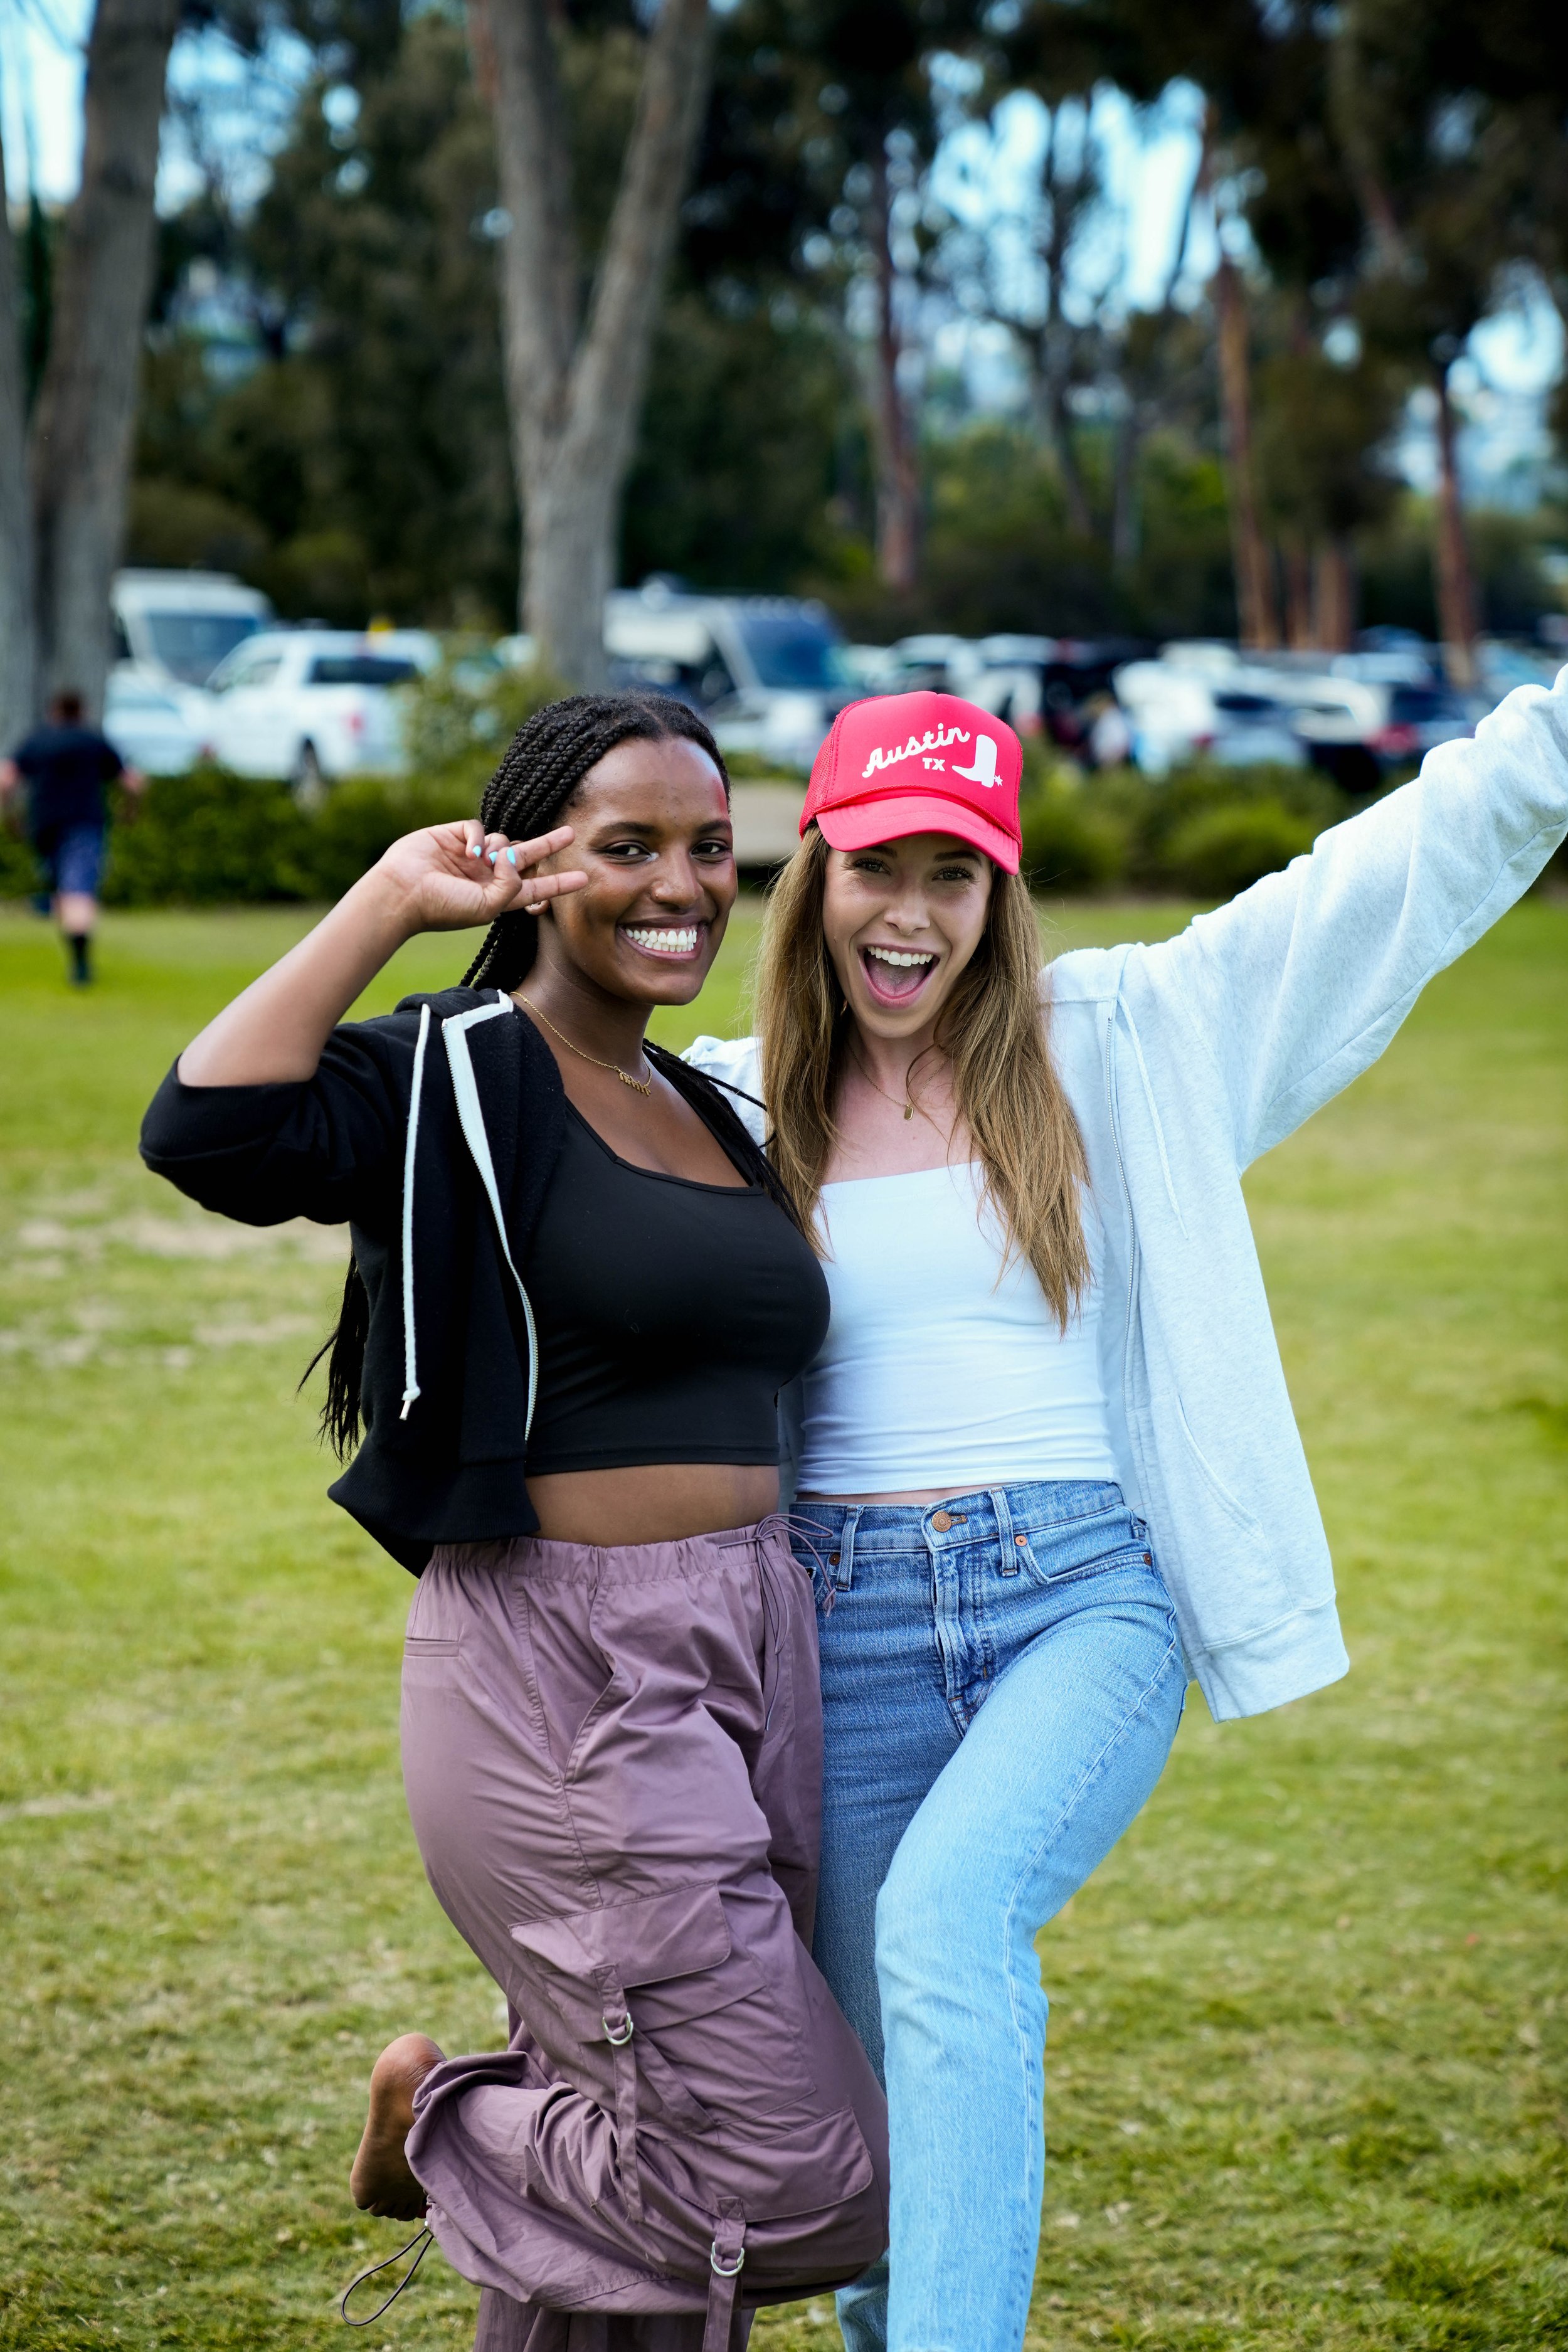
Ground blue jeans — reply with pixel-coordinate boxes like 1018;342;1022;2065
792;1481;1186;2352
41;822;106;900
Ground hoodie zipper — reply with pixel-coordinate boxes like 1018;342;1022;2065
1103;996;1148;1511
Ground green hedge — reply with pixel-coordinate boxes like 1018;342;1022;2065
0;759;1350;909
4;745;1554;910
1019;756;1353;899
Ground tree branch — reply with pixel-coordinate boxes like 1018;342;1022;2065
564;0;716;483
485;0;583;450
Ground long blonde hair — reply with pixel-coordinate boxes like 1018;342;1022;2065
755;827;1091;1328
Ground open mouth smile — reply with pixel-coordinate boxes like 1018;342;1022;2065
621;922;705;962
859;943;939;1005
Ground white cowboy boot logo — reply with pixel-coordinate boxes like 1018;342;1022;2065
950;735;1000;788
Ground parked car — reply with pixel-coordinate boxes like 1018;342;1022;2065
880;635;985;696
968;637;1149;755
203;629;437;787
1285;675;1476;788
605;583;857;770
103;666;208;775
840;644;905;692
1475;638;1562;701
112;569;273;697
1111;660;1306;775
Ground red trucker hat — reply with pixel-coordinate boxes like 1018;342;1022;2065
801;690;1023;874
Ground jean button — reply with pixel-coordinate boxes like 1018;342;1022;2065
931;1509;953;1532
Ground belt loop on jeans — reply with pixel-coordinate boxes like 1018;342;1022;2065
703;2200;746;2352
834;1505;862;1594
597;1969;642;2224
991;1485;1021;1577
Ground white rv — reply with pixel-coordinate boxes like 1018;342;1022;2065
112;569;274;691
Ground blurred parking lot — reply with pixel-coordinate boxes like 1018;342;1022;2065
105;566;1560;803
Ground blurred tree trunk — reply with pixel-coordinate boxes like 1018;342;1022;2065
1282;540;1314;647
28;0;181;719
1110;399;1140;576
1212;250;1278;649
0;106;36;747
869;156;919;594
1312;539;1356;650
1030;105;1093;540
482;0;716;687
1431;362;1479;688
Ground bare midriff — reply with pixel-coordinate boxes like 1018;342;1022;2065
526;1462;781;1547
796;1487;1011;1507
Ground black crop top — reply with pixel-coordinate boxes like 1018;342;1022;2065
522;1101;831;1476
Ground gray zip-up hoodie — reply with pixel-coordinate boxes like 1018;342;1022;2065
686;667;1568;1722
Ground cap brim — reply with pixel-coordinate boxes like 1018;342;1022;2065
814;794;1020;874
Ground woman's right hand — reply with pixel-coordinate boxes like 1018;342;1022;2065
376;819;588;936
177;822;588;1088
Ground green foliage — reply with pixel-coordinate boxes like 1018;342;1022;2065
102;771;315;908
0;825;43;901
398;658;566;802
90;768;469;909
136;9;877;630
1253;342;1401;548
1360;496;1568;640
818;422;1237;646
1019;770;1131;893
1163;798;1323;898
1019;755;1349;898
124;475;269;578
134;14;516;627
722;749;810;781
6;742;1348;911
622;291;861;593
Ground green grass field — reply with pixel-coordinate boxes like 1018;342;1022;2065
1;894;1564;2352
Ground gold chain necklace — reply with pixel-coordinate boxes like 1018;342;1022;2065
849;1044;921;1122
518;995;653;1096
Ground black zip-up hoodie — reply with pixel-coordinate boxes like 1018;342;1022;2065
139;987;759;1575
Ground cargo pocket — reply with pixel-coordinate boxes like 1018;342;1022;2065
512;1882;817;2137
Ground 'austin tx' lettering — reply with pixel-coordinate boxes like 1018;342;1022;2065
861;724;971;780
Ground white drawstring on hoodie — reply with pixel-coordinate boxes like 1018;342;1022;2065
398;1003;432;1419
396;992;541;1439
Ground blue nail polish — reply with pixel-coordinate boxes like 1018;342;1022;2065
507;847;517;866
487;849;498;864
468;841;482;856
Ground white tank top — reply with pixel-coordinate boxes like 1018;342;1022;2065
795;1160;1116;1495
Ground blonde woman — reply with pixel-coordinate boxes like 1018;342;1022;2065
686;679;1568;2352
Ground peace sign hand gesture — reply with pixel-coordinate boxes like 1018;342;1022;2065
376;818;588;936
176;818;590;1087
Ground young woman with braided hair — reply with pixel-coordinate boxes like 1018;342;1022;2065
140;692;888;2352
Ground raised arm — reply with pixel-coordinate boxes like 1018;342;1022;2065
142;817;586;1229
178;817;584;1085
1140;669;1568;1168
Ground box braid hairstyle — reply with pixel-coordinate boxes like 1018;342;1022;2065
311;690;802;1459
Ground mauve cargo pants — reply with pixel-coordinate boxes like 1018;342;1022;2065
398;1520;889;2352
